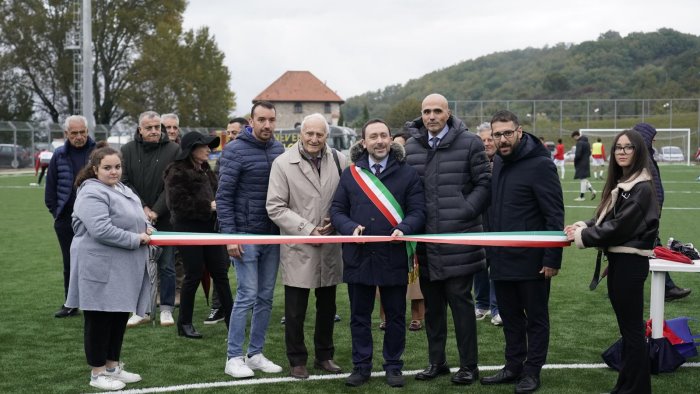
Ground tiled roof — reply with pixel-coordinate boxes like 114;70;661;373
253;71;344;103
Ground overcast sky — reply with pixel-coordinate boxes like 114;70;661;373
183;0;700;116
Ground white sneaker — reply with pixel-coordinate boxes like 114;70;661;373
104;362;142;383
475;308;491;320
160;310;175;326
90;373;126;391
491;314;503;326
245;353;283;373
225;356;255;378
573;197;585;201
126;314;150;327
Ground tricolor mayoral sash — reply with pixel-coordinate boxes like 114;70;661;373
349;164;419;282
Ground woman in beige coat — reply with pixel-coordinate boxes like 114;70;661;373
266;114;348;379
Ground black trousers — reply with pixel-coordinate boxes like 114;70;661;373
420;274;478;368
53;214;74;301
84;311;130;367
174;221;233;327
284;285;336;366
607;253;651;394
494;279;551;376
348;283;406;372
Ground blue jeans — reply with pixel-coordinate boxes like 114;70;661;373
473;265;499;316
157;246;176;311
227;244;280;358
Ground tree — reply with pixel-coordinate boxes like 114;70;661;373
385;97;421;129
542;72;571;94
0;0;234;125
0;57;33;121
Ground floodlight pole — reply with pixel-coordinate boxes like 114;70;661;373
82;0;95;137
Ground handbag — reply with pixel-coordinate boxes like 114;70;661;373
602;336;685;374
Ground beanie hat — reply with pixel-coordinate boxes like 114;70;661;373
633;122;657;150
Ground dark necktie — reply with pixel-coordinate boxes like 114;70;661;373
372;163;382;176
430;136;439;149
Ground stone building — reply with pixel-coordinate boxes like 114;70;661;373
253;71;344;128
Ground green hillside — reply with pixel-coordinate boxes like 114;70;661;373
342;29;700;128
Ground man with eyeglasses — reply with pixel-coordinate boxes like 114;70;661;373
404;93;490;386
481;110;563;393
121;111;181;327
45;115;97;318
162;113;181;145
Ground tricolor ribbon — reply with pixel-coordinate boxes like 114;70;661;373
150;231;570;248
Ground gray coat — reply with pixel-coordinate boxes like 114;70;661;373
65;179;151;315
267;142;347;288
404;115;491;280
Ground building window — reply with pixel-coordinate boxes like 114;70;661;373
294;102;303;113
324;102;331;113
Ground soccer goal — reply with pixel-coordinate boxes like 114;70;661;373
580;128;692;166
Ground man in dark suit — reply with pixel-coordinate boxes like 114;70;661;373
331;119;425;388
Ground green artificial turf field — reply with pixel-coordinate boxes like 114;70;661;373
1;164;698;393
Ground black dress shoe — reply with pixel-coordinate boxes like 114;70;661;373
385;369;404;387
480;368;519;385
314;359;342;373
345;368;370;387
515;374;540;393
177;323;203;339
451;366;479;385
415;362;450;380
54;306;79;318
290;365;309;379
665;286;691;301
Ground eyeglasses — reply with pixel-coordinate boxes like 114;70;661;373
492;130;517;139
141;125;160;131
614;145;635;154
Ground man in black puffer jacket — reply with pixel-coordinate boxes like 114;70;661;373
481;110;564;393
121;111;181;327
404;93;491;385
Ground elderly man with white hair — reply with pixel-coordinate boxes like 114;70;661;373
45;115;97;318
266;113;348;379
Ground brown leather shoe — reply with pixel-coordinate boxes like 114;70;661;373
290;365;309;379
314;359;342;373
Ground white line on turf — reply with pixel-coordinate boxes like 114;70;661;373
89;363;700;393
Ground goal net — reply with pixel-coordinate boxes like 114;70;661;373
580;128;692;166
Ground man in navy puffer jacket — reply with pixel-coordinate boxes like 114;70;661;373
217;101;285;378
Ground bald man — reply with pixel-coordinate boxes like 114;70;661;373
404;93;491;385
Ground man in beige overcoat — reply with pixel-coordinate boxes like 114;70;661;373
267;113;348;379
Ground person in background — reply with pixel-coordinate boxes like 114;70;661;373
553;138;566;180
212;117;248;180
66;143;152;391
164;132;233;339
565;129;657;394
483;110;563;393
267;113;347;379
161;112;184;312
633;122;691;302
218;101;285;379
121;111;180;327
331;119;425;388
162;113;181;145
376;130;425;332
45;115;96;318
592;137;606;180
34;148;50;185
571;130;596;201
474;122;501;326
